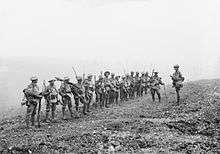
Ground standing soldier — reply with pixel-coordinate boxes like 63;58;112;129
74;76;87;115
95;75;105;108
109;73;117;104
144;72;150;94
103;71;111;108
23;76;42;128
115;76;120;104
84;74;94;112
149;72;165;102
140;72;146;97
59;77;73;119
43;79;59;122
135;72;141;97
120;76;127;102
170;64;185;103
129;71;135;99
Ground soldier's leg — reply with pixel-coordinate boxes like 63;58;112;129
115;91;119;104
51;103;56;120
80;97;87;115
105;92;110;108
45;100;50;122
31;103;37;126
176;88;180;103
62;98;67;119
156;89;161;102
67;99;73;117
74;97;79;112
26;105;32;127
100;93;104;108
87;95;92;112
150;89;155;102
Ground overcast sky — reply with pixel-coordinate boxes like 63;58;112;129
1;0;220;110
1;0;220;78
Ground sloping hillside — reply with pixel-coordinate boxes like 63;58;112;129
0;79;219;153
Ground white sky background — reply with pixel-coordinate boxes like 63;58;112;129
0;0;220;109
1;0;220;73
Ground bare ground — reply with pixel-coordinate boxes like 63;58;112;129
0;79;220;154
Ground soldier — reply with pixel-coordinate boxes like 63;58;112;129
129;71;135;99
135;72;141;97
95;75;105;108
23;76;42;128
109;73;117;104
149;72;164;102
115;76;120;104
59;77;73;119
144;72;150;94
170;64;185;103
120;75;129;101
43;79;59;122
74;76;87;115
140;72;146;97
84;74;94;112
103;71;111;108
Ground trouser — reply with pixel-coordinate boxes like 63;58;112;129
86;94;93;112
104;91;110;107
61;97;73;118
26;102;37;127
120;88;128;101
175;88;180;103
129;86;135;99
150;88;161;102
96;91;105;108
74;96;87;114
109;90;115;104
115;90;119;104
45;100;57;120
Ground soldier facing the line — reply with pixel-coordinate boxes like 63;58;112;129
170;64;184;104
74;76;88;115
149;72;164;102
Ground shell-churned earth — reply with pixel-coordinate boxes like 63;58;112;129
0;79;220;154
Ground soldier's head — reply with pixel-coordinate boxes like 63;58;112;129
154;72;159;76
48;79;56;86
141;72;145;76
130;71;134;76
64;76;70;83
125;73;129;78
174;64;179;71
30;76;38;85
76;76;83;83
136;72;139;77
104;71;110;78
87;74;93;81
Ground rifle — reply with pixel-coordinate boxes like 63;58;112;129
72;66;78;78
55;77;84;99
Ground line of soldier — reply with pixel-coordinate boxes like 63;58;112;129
21;64;184;128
